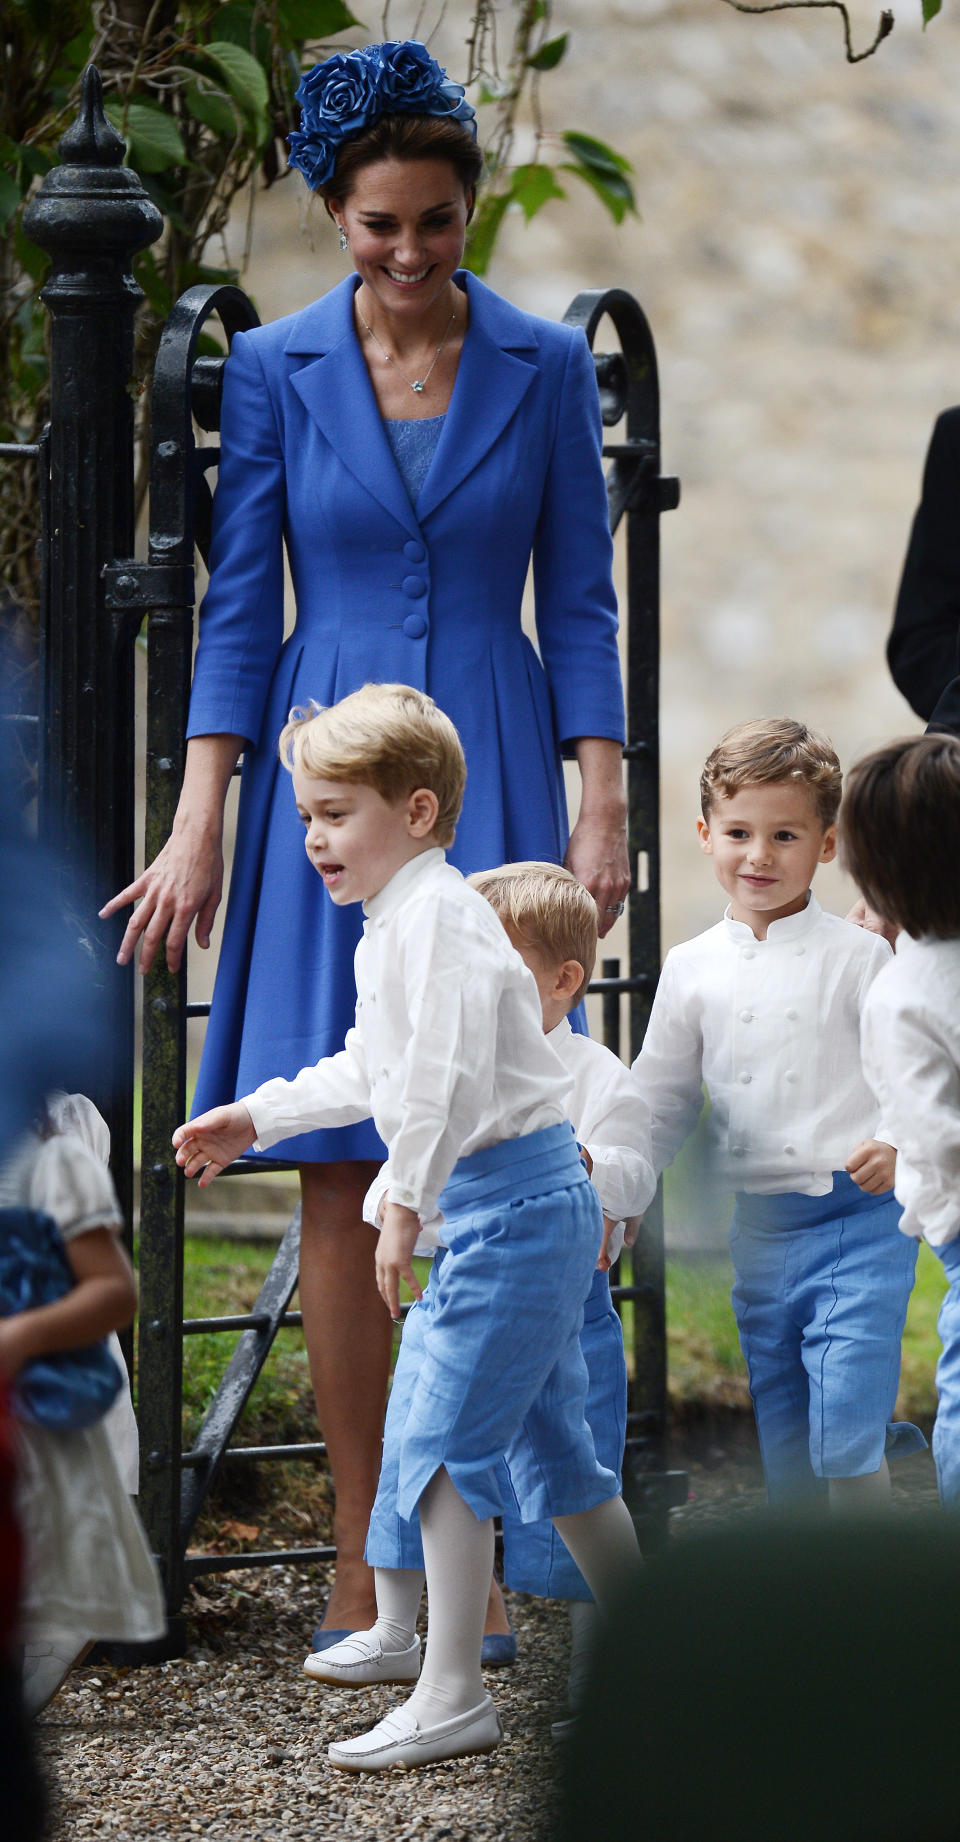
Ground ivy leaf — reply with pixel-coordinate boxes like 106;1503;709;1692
560;160;636;225
104;99;187;173
0;170;22;234
277;0;363;37
509;162;567;222
184;78;243;141
562;131;633;179
527;32;569;72
922;0;941;20
463;192;510;276
196;41;270;145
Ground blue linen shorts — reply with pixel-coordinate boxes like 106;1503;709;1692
365;1121;620;1553
931;1235;960;1509
730;1173;923;1502
367;1262;627;1594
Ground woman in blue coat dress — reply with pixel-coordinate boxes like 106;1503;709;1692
104;40;628;1644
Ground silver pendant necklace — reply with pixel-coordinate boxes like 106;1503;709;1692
356;298;457;395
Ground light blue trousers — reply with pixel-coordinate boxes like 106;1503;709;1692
730;1173;923;1504
932;1235;960;1508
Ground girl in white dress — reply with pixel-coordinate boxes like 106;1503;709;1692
0;1094;165;1715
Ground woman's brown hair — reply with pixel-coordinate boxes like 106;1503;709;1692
840;732;960;939
319;112;483;210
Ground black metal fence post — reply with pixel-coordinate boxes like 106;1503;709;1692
21;67;163;1228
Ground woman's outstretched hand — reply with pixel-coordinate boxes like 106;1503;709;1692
173;1103;257;1186
98;732;244;974
100;827;224;975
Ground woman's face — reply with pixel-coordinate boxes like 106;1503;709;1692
331;157;471;323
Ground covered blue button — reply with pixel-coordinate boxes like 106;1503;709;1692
403;540;426;563
402;575;427;598
402;613;427;639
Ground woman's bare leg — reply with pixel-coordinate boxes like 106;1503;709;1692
299;1159;391;1633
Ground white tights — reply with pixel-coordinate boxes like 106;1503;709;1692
367;1471;641;1724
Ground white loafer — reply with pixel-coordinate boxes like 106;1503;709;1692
327;1695;502;1772
303;1631;421;1687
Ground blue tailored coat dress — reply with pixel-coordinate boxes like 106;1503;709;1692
187;270;626;1163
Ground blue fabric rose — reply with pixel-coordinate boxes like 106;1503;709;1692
377;40;474;125
287;39;476;192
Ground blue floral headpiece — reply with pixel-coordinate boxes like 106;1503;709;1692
287;40;477;192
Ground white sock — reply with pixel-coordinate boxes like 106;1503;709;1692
369;1566;424;1652
553;1494;641;1617
405;1466;494;1725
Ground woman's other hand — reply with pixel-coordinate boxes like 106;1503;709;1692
376;1201;424;1322
566;737;630;939
99;733;244;974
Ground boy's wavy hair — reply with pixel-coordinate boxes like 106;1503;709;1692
467;861;598;1006
840;732;960;940
700;717;842;828
279;683;466;849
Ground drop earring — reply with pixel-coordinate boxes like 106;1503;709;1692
338;225;348;253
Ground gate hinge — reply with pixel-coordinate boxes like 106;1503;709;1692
103;560;195;613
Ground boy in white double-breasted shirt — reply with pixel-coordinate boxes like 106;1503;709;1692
631;717;923;1507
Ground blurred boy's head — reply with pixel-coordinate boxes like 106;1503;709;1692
697;718;841;936
468;862;598;1031
841;731;960;940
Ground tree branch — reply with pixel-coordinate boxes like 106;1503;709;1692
720;0;894;63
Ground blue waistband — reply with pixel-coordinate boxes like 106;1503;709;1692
733;1170;895;1232
437;1120;586;1211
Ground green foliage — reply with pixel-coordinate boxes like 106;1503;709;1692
2;0;637;616
922;0;942;22
526;30;568;71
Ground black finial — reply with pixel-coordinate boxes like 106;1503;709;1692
58;66;126;167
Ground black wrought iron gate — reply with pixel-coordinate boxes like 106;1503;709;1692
10;69;683;1643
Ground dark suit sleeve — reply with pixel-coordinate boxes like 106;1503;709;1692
887;407;960;722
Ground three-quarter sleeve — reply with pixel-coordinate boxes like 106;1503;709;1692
532;328;625;753
186;330;288;747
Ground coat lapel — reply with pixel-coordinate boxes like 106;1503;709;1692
416;273;540;522
283;272;541;531
285;278;421;538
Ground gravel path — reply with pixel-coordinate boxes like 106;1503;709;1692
35;1569;568;1842
34;1427;940;1839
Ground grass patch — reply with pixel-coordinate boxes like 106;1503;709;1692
664;1239;947;1423
170;1228;947;1543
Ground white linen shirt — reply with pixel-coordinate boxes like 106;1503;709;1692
245;849;572;1222
861;932;960;1246
630;893;893;1197
364;1009;658;1258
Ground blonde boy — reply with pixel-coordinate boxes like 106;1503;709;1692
631;717;923;1507
173;684;640;1771
359;864;655;1706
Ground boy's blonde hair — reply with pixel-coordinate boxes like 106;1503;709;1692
700;717;842;828
279;683;466;849
468;862;598;1006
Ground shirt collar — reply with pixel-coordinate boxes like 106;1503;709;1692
363;846;447;924
546;1015;574;1047
722;889;821;945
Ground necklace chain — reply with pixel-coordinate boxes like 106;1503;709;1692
356;298;457;395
